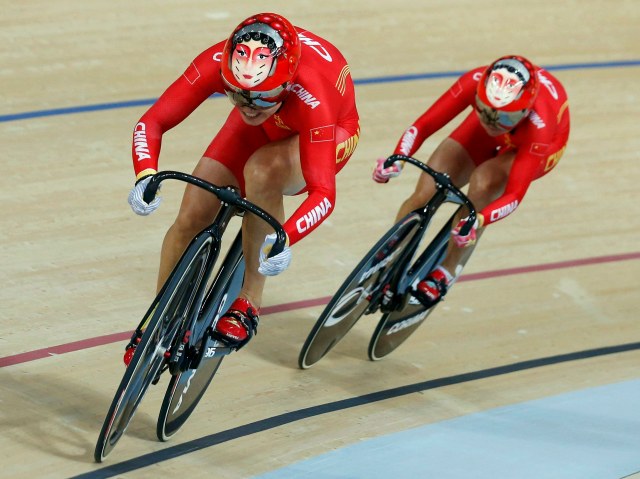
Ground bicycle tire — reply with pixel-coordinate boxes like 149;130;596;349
368;296;439;361
298;213;423;369
368;219;452;361
94;233;214;462
157;240;245;441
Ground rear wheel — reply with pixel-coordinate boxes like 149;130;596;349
368;215;453;361
298;213;423;369
94;234;213;462
157;236;245;441
368;301;437;361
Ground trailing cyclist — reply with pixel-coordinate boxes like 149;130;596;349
373;55;570;307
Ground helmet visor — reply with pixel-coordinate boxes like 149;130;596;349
225;90;280;109
223;80;287;110
475;96;528;132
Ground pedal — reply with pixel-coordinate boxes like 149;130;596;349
378;284;398;313
125;329;143;350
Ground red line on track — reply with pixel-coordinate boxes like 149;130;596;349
2;251;638;368
0;332;131;368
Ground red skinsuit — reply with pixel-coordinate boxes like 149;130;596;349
393;66;570;226
131;29;359;245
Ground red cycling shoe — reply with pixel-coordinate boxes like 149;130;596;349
412;266;453;308
213;298;260;349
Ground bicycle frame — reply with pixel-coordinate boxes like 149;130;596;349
95;170;287;460
162;203;238;375
149;171;284;330
369;155;476;312
298;154;477;369
129;171;286;343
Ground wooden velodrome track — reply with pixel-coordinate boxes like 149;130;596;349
2;1;639;477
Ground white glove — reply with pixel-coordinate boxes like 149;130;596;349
128;175;161;216
372;157;402;183
258;233;292;276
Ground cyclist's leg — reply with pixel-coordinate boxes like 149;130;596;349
215;125;358;347
209;135;302;346
394;129;477;222
156;109;269;292
435;113;514;272
157;159;237;291
239;124;358;308
412;152;513;306
412;115;500;305
240;135;303;308
438;150;515;275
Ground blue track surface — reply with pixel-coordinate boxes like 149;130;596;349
254;379;640;479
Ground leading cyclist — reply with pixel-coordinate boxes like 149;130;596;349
127;13;359;355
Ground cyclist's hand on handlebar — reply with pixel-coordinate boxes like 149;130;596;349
258;233;292;276
128;174;162;216
451;215;482;248
372;157;402;183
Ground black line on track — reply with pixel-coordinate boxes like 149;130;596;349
73;341;640;478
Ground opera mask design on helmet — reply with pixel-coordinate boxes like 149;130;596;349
231;38;276;89
485;67;525;108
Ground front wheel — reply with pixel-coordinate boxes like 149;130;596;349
94;234;213;462
298;213;423;369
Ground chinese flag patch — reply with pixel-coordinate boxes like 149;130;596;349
529;142;549;156
310;125;335;143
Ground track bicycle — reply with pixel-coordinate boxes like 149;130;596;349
298;154;476;369
94;171;286;462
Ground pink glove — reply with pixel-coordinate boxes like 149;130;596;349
372;157;402;183
451;217;479;248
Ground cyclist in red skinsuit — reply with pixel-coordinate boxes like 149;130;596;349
373;55;569;307
127;13;359;351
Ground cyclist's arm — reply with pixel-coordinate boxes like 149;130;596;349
132;43;225;179
280;49;358;245
480;146;548;226
392;67;482;157
284;126;337;246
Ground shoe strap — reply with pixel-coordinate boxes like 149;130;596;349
221;299;260;350
224;308;259;335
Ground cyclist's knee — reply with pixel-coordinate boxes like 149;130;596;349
469;167;507;199
244;139;297;193
244;155;290;195
407;188;432;207
244;158;275;190
172;210;211;240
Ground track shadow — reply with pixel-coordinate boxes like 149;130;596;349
0;367;161;465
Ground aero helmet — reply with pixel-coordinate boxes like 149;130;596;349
475;55;539;132
220;13;301;109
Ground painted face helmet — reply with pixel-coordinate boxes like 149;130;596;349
475;55;539;133
220;13;301;109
